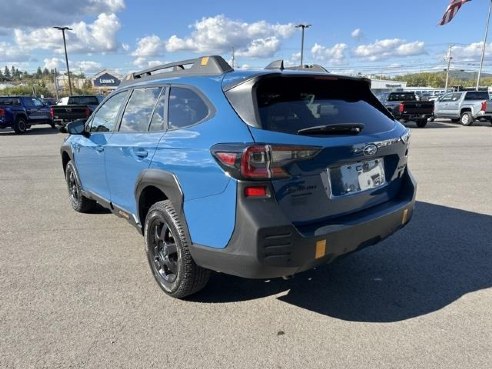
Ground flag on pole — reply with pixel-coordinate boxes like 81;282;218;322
439;0;471;25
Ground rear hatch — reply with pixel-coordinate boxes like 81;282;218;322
223;74;411;227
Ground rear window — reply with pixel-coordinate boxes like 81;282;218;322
464;91;489;100
69;96;100;105
0;97;21;106
255;76;395;135
387;93;416;102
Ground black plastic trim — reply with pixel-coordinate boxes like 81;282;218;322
190;169;417;279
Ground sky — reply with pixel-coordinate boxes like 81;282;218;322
0;0;491;78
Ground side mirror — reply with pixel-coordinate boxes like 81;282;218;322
64;119;88;135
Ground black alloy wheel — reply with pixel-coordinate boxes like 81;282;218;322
14;117;27;134
144;200;210;299
65;161;96;213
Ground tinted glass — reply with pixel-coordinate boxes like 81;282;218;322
0;97;21;105
119;87;162;132
464;91;489;100
149;89;167;132
70;96;100;105
387;93;416;102
256;77;395;135
168;87;209;129
89;91;128;133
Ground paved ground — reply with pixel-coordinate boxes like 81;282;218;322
0;120;491;369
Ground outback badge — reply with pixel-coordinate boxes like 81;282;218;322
363;144;378;156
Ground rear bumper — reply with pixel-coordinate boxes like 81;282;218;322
190;169;417;279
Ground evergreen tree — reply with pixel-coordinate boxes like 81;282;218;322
36;67;42;77
42;68;50;76
4;66;11;78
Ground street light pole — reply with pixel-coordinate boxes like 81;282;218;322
295;24;311;66
53;26;73;96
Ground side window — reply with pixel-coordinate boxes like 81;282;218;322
440;93;453;102
149;88;168;132
89;91;128;133
168;87;209;130
23;98;34;108
119;87;162;132
33;98;44;107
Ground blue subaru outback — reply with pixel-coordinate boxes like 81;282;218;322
60;56;416;298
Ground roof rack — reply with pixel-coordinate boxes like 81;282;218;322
123;55;234;82
265;60;329;73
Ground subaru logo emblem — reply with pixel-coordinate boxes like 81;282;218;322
363;144;378;156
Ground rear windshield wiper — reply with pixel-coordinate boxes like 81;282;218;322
297;123;364;135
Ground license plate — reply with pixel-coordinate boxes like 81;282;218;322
328;159;386;197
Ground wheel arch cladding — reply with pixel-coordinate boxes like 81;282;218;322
136;170;185;232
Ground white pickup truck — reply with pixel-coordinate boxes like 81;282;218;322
433;90;492;126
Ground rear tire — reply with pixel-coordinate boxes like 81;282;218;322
13;117;28;134
144;200;210;299
65;161;97;213
416;119;427;128
460;112;474;126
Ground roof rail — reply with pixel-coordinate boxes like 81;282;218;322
123;55;234;82
265;60;329;73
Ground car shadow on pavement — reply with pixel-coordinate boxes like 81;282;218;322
193;202;492;322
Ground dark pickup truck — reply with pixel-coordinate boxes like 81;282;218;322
384;92;434;128
51;95;101;126
0;96;55;134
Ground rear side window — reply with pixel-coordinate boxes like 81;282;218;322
168;87;209;130
69;96;100;105
464;91;489;100
119;87;162;132
255;76;395;135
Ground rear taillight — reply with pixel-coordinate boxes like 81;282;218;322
399;103;404;113
212;144;320;180
85;107;91;118
481;100;487;112
50;107;54;119
0;108;4;117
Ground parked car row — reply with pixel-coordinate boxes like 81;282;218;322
0;94;103;134
377;90;492;127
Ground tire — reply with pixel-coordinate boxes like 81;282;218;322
65;161;97;213
416;119;427;128
460;112;474;126
13;117;28;134
144;200;210;299
50;121;56;129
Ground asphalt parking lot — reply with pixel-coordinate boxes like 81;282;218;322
0;120;491;369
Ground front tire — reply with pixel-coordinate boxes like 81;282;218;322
416;119;427;128
13;117;28;134
460;112;474;126
144;200;210;299
65;161;97;213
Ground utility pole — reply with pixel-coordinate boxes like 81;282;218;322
476;0;492;90
53;68;59;101
444;45;453;92
231;47;235;69
53;26;73;96
295;24;311;66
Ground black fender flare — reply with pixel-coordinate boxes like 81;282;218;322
135;169;185;227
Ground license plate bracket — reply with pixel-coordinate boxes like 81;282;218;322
328;158;386;197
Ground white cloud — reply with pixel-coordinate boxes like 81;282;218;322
164;15;295;57
2;0;124;29
311;43;348;65
351;28;363;40
353;39;426;61
132;35;165;57
14;13;121;54
450;42;492;62
0;41;31;62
